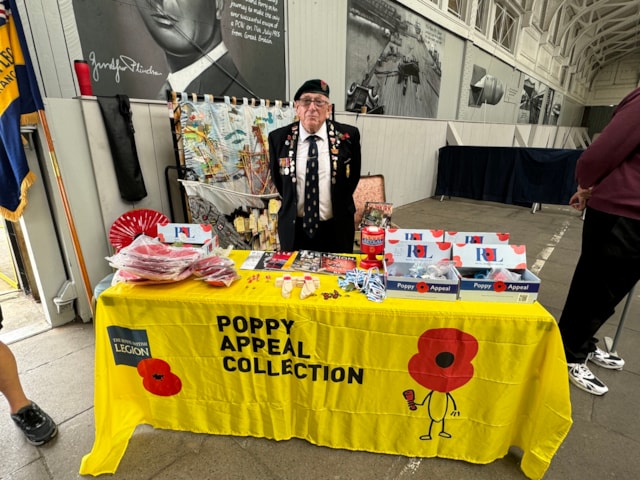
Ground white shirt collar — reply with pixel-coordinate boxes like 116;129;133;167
166;42;229;92
299;122;328;144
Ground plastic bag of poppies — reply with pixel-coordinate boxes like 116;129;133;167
106;234;202;283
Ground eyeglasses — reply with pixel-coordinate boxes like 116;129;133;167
298;98;329;107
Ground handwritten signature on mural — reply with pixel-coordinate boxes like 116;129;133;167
88;51;164;83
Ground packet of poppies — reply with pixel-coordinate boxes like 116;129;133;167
107;234;202;283
191;255;240;287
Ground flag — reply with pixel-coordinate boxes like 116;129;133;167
0;0;43;221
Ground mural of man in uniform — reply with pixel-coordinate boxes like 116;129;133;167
134;0;255;98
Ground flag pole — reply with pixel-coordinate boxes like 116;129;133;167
37;109;95;316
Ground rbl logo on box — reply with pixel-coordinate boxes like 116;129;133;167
384;242;451;264
444;231;510;244
475;247;503;263
157;223;213;244
452;243;527;269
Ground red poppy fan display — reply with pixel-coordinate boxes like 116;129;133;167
108;209;169;252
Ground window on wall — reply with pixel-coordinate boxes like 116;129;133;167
492;2;517;52
475;0;489;34
448;0;467;19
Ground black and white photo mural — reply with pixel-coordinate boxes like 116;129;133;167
72;0;286;100
345;0;445;118
468;64;505;108
543;89;563;125
518;76;546;124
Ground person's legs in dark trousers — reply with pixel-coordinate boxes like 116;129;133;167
559;208;640;394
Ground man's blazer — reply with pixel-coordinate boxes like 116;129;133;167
268;119;362;252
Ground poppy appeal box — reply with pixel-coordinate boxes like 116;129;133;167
383;259;459;301
156;223;217;255
452;243;540;303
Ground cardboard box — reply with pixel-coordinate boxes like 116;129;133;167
452;243;540;303
384;260;459;301
444;231;510;244
157;223;218;255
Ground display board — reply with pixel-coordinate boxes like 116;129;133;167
169;92;296;250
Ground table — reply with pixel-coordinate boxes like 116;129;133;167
80;251;572;479
435;146;581;206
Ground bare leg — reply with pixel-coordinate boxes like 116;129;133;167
0;341;31;414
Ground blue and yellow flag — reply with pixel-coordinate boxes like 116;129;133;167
0;0;42;221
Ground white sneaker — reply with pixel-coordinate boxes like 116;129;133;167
588;347;625;370
568;362;608;396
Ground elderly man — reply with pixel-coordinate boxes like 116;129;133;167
268;79;362;253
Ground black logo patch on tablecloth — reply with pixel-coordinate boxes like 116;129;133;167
107;326;151;367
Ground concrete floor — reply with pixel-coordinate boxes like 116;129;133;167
1;197;639;479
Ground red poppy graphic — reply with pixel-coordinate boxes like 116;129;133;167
438;242;451;250
387;239;400;245
414;245;426;258
493;281;507;292
471;235;482;244
137;358;182;396
384;252;395;265
452;255;462;267
416;282;429;293
483;248;496;261
432;230;444;239
510;244;526;254
408;328;478;393
497;233;510;242
410;233;421;241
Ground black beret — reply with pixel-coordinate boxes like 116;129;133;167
294;79;330;100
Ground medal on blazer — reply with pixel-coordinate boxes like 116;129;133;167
329;122;351;182
287;126;298;183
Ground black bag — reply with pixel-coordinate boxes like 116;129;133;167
97;95;147;202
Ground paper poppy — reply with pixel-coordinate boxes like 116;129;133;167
493;281;507;292
416;282;429;293
408;328;478;393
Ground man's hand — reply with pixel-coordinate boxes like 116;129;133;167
569;186;592;211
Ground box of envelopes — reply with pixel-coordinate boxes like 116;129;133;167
452;243;540;303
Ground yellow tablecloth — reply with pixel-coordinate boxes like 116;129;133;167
80;251;572;479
